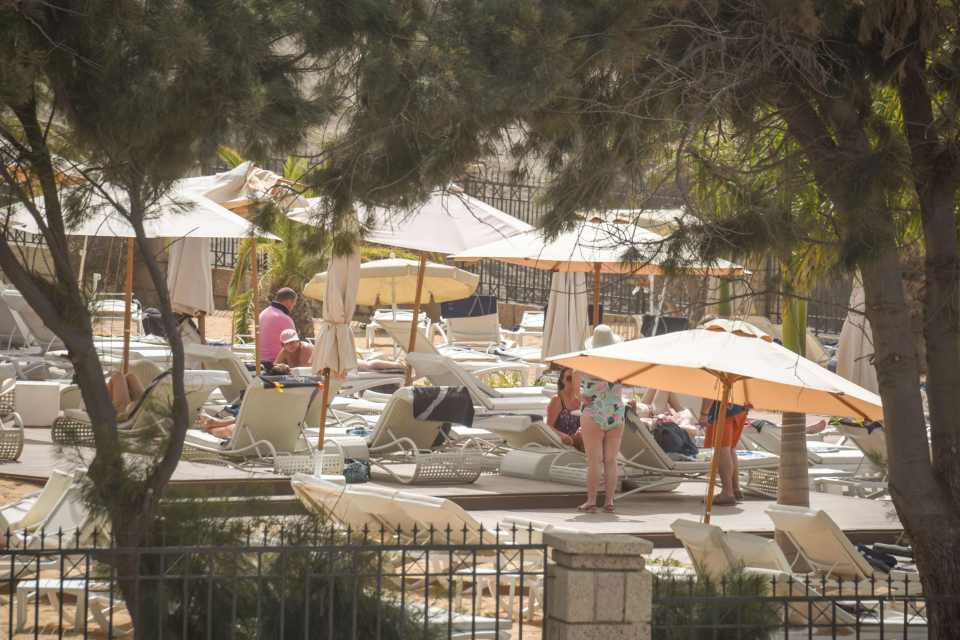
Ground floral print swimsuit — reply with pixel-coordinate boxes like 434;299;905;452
581;375;625;432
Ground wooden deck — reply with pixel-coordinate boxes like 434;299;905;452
2;429;903;546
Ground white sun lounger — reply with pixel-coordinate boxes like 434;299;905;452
618;411;779;498
406;353;548;414
184;381;318;470
5;470;103;550
739;421;866;472
0;288;63;353
52;369;229;445
0;285;28;349
669;519;925;631
766;504;921;595
309;388;485;484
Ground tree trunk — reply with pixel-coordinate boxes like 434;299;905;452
861;247;960;638
777;289;809;506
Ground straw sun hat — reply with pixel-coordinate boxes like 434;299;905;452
585;324;623;350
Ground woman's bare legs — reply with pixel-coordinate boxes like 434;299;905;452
579;416;604;511
602;427;624;510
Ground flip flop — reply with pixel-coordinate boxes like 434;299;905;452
711;495;737;507
603;504;616;513
577;504;597;513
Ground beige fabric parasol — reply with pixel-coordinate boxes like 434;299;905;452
452;220;743;276
311;251;361;377
549;325;882;522
166;237;215;316
549;327;883;422
304;257;479;306
836;272;878;394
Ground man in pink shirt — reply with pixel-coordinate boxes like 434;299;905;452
259;287;298;366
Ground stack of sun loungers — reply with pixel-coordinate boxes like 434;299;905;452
669;510;926;632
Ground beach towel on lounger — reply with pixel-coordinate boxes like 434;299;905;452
412;386;474;427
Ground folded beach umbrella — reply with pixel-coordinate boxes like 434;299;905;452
166;237;215;317
837;273;878;394
548;325;883;521
541;272;590;359
310;251;362;445
305;256;479;308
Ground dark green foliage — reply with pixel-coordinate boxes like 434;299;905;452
129;516;438;640
652;572;780;640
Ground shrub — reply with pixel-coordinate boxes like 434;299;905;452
652;570;780;640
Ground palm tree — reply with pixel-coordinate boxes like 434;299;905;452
219;148;327;339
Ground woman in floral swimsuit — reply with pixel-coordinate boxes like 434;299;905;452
578;326;626;513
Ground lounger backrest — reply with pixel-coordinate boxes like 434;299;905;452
520;310;544;331
740;422;782;454
378;319;438;356
445;314;501;346
367;388;445;452
723;531;793;573
391;492;483;543
14;468;74;532
229;384;314;454
837;423;887;463
339;484;403;532
184;344;253;403
670;518;737;579
1;289;61;350
620;412;677;471
0;287;26;346
405;353;495;410
765;505;874;580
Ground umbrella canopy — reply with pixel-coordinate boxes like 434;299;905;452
541;272;589;359
311;251;361;377
166;237;215;316
837;273;878;394
289;186;533;255
452;220;743;275
304;257;479;306
7;183;278;240
549;327;883;421
180;161;310;212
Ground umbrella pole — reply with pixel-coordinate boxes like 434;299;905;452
251;238;260;375
593;263;601;326
77;236;89;287
703;377;732;524
317;367;331;449
121;238;135;375
197;312;206;344
404;253;428;386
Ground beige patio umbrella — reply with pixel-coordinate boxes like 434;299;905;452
291;187;531;383
304;256;479;308
836;272;878;394
9;183;277;372
548;325;883;522
453;220;745;326
310;250;361;446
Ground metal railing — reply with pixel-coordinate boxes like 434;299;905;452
652;572;933;639
2;523;546;639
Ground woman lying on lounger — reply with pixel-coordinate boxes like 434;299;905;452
196;413;236;439
106;370;145;418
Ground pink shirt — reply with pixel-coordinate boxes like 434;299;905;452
259;303;296;362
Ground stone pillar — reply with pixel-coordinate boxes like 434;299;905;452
543;532;653;640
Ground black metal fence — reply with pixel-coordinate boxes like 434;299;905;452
652;572;932;639
3;524;546;639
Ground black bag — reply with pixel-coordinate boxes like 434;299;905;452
653;421;699;457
